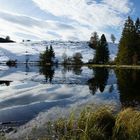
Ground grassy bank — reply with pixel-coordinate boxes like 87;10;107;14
60;63;140;69
88;64;140;69
9;106;139;140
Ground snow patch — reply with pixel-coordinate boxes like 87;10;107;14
0;41;118;63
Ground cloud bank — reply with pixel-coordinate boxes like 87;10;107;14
0;0;133;41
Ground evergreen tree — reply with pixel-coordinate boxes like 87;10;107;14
40;46;48;65
94;34;109;64
135;18;140;62
49;45;55;59
116;17;138;65
135;18;140;35
40;45;55;65
49;45;55;64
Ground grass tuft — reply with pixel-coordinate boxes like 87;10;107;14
113;108;140;140
6;107;140;140
52;107;115;140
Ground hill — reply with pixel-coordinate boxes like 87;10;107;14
0;41;118;63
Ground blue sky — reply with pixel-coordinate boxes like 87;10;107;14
132;0;140;18
0;0;139;42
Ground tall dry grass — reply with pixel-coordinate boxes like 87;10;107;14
5;107;140;140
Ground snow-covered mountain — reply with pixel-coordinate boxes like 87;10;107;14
0;41;118;63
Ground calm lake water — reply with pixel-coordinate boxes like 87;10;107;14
0;65;140;126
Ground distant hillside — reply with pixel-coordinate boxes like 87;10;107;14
0;41;118;63
0;37;15;43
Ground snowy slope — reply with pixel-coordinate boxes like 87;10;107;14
0;41;118;63
108;43;118;61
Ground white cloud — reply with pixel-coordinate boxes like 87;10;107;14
102;0;133;14
0;0;133;41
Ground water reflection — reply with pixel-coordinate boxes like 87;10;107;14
71;65;82;75
109;85;115;93
39;65;84;84
39;66;55;83
62;65;82;75
1;65;140;126
115;69;140;107
88;68;109;94
39;66;109;94
0;80;12;86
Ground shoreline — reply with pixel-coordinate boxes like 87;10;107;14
88;64;140;69
1;62;140;69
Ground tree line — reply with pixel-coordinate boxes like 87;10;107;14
116;17;140;65
40;46;83;65
89;16;140;65
40;16;140;66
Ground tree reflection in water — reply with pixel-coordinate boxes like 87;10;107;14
62;65;82;76
0;80;12;86
88;68;109;95
115;69;140;107
39;66;55;83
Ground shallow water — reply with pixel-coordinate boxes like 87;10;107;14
0;65;140;126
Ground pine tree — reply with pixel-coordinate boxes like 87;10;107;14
94;34;109;64
116;16;137;65
135;18;140;62
135;18;140;35
40;45;55;65
40;46;48;65
49;45;55;64
101;34;109;63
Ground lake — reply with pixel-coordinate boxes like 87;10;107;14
0;65;140;128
